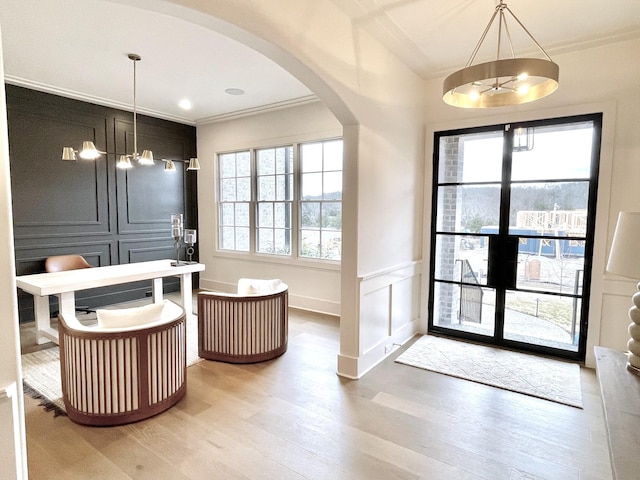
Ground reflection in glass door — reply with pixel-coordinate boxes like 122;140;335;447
428;114;602;360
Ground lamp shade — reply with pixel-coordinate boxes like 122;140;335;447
62;147;77;161
606;212;640;279
78;141;101;160
116;155;133;169
187;158;200;171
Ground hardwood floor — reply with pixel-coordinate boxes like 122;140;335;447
22;303;611;479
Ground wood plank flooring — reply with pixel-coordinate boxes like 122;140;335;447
21;302;611;479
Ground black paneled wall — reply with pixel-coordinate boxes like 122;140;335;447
7;85;198;322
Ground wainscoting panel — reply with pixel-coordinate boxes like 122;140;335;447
356;261;422;377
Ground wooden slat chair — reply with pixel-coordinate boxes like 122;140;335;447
58;299;187;426
197;279;288;363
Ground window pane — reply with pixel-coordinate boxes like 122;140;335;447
221;204;234;226
258;149;275;175
221;179;236;201
233;177;248;201
504;291;580;351
236;203;250;226
220;154;236;178
322;202;341;229
301;143;323;172
509;182;589;232
274;203;289;228
301;229;320;258
258;175;275;201
323;140;343;171
323;172;342;200
258;228;274;253
302;173;322;199
433;234;488;285
236;227;250;251
274;229;290;255
436;184;501;233
322;230;341;260
237;152;250;176
258;203;274;227
301;202;320;228
276;146;293;174
438;131;503;184
432;282;496;336
516;249;585;295
511;123;594;181
220;227;235;250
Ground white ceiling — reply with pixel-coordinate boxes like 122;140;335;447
1;0;639;125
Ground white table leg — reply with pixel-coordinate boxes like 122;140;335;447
180;272;193;319
33;295;53;345
152;278;163;303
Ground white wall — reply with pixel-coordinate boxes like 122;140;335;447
196;101;343;315
0;23;28;478
422;38;640;367
161;0;426;378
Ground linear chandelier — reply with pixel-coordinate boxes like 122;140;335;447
442;0;559;108
62;53;200;172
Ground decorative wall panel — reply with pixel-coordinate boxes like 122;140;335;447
7;85;198;321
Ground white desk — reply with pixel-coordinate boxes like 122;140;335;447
16;259;205;345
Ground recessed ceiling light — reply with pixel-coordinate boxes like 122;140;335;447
225;88;245;96
178;99;192;110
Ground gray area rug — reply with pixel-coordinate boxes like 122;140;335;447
21;314;202;415
395;335;583;408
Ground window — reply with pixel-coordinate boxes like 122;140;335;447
300;140;343;260
218;151;251;251
256;146;293;255
217;139;343;261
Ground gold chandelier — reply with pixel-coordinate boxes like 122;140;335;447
443;1;559;108
62;53;199;172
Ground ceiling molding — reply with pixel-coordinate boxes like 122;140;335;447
4;75;196;126
196;95;320;125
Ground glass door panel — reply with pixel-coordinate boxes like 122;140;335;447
504;292;581;351
433;234;489;285
515;245;585;295
511;123;594;181
436;185;501;233
432;282;496;337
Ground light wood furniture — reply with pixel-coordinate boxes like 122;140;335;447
594;346;640;479
16;259;204;345
197;283;288;363
58;300;187;426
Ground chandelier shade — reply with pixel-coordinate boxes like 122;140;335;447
442;1;559;108
62;53;198;173
187;157;200;171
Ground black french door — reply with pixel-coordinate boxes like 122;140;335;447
428;113;602;360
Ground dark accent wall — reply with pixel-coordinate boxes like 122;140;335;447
7;85;198;322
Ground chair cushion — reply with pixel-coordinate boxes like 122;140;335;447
96;300;166;329
237;278;282;295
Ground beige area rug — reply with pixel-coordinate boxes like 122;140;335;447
21;314;202;416
395;335;583;408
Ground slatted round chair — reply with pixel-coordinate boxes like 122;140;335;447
58;299;187;426
197;279;288;363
